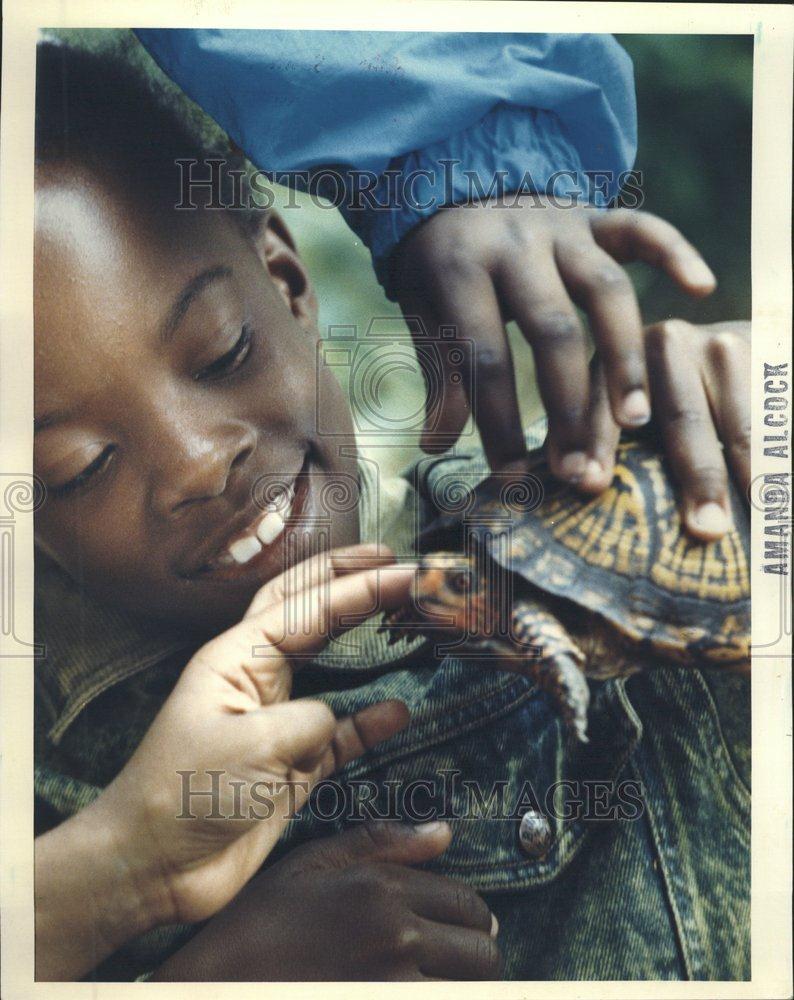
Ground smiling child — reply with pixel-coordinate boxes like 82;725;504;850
34;37;751;981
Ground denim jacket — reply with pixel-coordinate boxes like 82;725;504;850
34;423;750;981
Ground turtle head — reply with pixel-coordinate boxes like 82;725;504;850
413;552;491;636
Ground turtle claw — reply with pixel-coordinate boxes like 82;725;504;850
533;653;590;743
378;606;415;646
571;717;590;745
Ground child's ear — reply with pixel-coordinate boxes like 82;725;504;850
250;211;318;330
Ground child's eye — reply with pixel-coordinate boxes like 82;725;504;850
194;324;253;382
51;446;116;498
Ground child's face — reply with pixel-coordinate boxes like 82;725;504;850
34;166;359;633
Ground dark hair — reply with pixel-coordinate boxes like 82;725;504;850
35;39;260;229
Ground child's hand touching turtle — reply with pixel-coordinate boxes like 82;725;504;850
392;197;717;471
392;199;728;509
585;319;750;539
394;194;748;541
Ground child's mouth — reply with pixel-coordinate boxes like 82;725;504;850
187;454;315;583
217;487;296;567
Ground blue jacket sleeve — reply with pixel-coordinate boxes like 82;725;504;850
135;30;636;292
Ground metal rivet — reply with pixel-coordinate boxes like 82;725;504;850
518;809;552;859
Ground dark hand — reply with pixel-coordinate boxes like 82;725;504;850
584;320;750;539
392;195;716;481
152;821;501;982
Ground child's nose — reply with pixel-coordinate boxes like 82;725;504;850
150;427;256;518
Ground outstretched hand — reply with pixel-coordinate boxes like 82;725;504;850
392;195;717;481
392;200;751;539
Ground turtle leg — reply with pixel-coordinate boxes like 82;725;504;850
512;599;590;743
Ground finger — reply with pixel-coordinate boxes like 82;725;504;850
254;562;416;660
324;699;411;773
244;543;396;618
256;697;337;767
575;359;621;493
555;238;651;428
264;698;411;779
405;312;472;454
701;326;752;498
254;698;410;777
405;870;494;934
204;564;415;704
498;250;593;483
235;704;414;865
286;820;452;873
646;321;733;539
424;265;527;468
417;920;502;980
590;209;717;297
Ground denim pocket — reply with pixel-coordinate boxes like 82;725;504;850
302;657;643;892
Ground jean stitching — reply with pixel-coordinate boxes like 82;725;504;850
630;745;696;980
690;670;751;807
338;674;539;781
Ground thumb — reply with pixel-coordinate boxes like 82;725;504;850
288;820;452;873
255;698;410;775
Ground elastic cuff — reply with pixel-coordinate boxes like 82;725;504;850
339;103;612;299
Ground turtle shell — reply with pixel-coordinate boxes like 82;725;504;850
420;436;750;665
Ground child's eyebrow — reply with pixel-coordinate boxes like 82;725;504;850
160;265;233;345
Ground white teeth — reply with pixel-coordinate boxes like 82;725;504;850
228;535;263;565
256;511;285;546
220;489;296;568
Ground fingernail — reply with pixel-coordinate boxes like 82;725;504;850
622;389;650;425
394;560;419;571
413;820;447;836
560;452;587;482
581;459;606;488
693;502;732;536
686;259;717;288
490;913;499;938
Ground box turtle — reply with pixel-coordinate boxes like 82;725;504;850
383;436;750;742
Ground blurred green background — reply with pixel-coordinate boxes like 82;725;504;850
618;35;752;325
53;30;753;476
